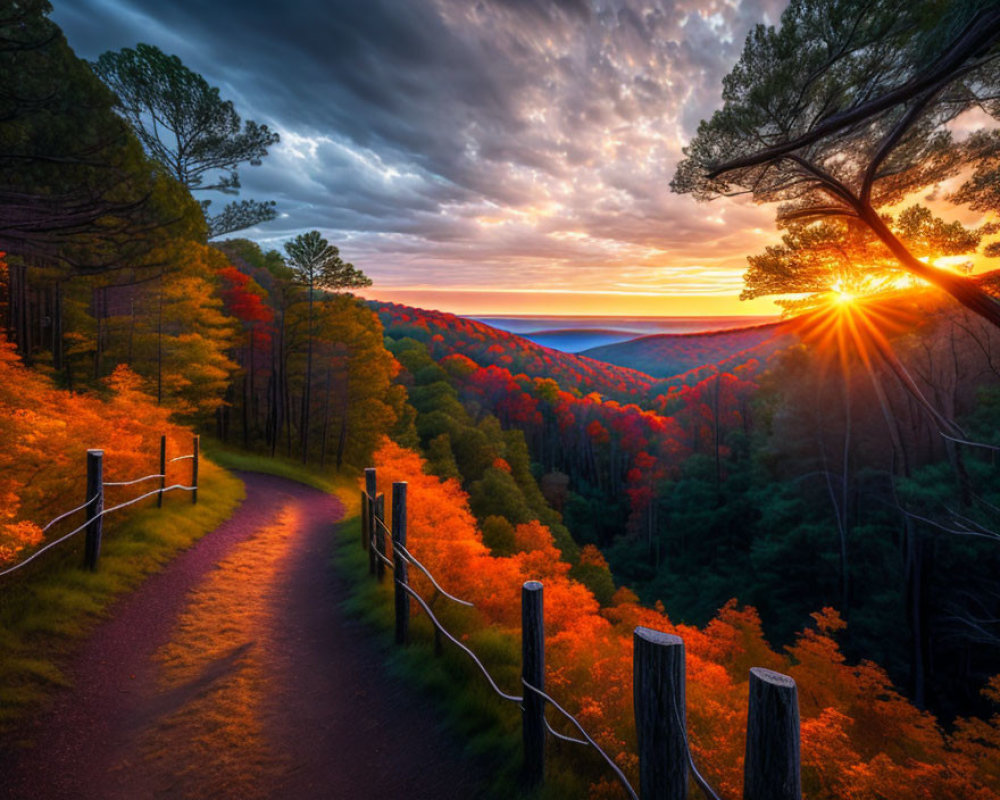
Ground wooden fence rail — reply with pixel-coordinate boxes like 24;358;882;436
362;466;803;800
0;434;200;578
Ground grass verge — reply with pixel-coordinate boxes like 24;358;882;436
0;457;244;738
202;438;343;494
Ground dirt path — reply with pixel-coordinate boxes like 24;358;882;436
0;472;490;799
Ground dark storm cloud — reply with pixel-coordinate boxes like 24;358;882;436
52;0;790;296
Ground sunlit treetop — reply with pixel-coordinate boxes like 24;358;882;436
743;205;983;315
672;0;1000;327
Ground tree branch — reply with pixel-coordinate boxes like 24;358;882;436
786;154;860;207
777;206;858;223
705;7;1000;179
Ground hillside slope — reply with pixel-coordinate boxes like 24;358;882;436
371;301;659;401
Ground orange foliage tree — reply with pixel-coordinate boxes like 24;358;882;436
0;335;195;565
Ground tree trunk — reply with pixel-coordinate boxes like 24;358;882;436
267;372;278;456
242;358;250;449
839;367;851;618
320;365;332;469
904;519;928;708
714;372;722;503
53;280;63;374
156;271;163;405
284;349;293;459
268;309;285;458
126;273;135;366
301;286;314;463
93;285;103;381
861;206;1000;329
248;326;256;440
335;367;350;471
11;262;30;362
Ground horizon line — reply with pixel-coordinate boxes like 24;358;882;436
465;312;780;319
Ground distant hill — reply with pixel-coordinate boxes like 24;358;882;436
581;321;795;378
516;328;641;352
371;301;659;401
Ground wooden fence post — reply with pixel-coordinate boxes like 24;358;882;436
522;580;545;787
744;668;801;800
365;468;376;571
633;627;688;800
373;493;385;580
83;449;104;571
433;597;444;657
360;490;369;550
392;481;409;645
157;435;166;509
191;434;199;504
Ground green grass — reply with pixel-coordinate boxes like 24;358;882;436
0;457;244;737
202;438;345;494
202;438;362;516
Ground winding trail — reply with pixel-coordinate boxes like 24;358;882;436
1;472;489;799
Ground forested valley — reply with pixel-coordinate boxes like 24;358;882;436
7;1;1000;798
357;285;1000;797
373;292;1000;729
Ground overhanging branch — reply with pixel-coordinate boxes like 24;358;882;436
705;7;1000;179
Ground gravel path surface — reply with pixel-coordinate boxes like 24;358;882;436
0;472;490;799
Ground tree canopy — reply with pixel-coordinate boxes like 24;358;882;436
672;0;1000;325
283;231;371;293
92;43;280;238
0;2;202;271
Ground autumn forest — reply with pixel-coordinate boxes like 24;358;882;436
5;1;1000;799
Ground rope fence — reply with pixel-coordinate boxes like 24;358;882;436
361;467;805;800
398;581;524;704
522;677;639;800
370;512;474;609
101;484;196;516
542;714;588;746
363;476;634;795
0;514;97;578
40;494;100;534
103;472;166;487
0;434;201;579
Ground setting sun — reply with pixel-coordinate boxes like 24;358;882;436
832;280;855;305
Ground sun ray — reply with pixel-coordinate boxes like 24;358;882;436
790;275;969;446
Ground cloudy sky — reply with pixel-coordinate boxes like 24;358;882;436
53;0;792;315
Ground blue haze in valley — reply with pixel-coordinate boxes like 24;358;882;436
470;316;777;353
